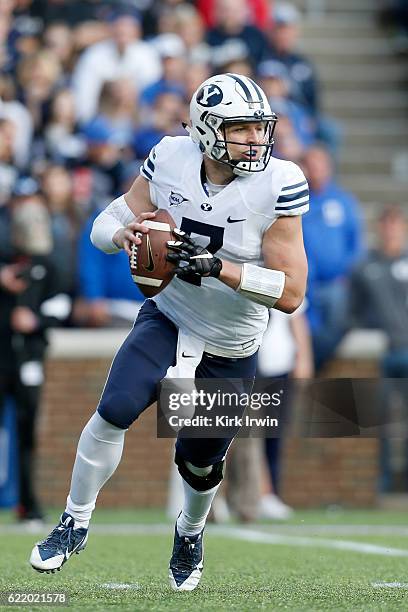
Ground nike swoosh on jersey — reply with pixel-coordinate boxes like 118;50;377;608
227;216;247;223
182;352;196;358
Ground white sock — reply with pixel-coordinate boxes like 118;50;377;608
65;496;95;530
65;412;126;529
176;463;220;537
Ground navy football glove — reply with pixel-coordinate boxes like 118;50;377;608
167;229;222;280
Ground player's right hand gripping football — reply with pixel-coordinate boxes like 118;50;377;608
113;212;157;256
166;229;222;279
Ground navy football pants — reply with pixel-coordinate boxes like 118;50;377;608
98;300;258;466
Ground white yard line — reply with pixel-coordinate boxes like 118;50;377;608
254;525;408;536
213;526;408;557
372;582;408;588
101;583;139;590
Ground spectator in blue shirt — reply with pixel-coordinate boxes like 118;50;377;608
302;146;364;370
82;79;139;151
140;34;187;108
257;59;315;150
74;213;144;328
80;118;127;208
133;89;186;161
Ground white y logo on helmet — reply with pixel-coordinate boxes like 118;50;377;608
196;85;223;107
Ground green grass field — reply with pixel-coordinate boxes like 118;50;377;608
1;508;408;611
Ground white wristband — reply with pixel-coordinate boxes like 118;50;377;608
90;195;135;254
237;263;285;308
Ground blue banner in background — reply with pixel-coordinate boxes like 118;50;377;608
0;399;19;508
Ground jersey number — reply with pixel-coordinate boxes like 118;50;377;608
179;218;224;286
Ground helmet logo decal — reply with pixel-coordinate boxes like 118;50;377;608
196;84;223;107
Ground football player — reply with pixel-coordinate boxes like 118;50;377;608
30;74;308;591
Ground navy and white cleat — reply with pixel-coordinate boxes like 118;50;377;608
30;512;88;574
168;526;204;591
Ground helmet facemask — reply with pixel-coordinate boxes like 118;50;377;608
199;112;278;176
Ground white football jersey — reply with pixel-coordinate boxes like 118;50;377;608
140;136;309;357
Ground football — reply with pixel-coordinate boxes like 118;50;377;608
129;208;177;297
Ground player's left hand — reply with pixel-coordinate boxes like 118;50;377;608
167;229;222;279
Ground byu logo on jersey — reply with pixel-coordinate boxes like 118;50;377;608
169;191;188;207
201;202;212;212
196;85;223;107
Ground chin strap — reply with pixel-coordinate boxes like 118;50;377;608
182;122;192;136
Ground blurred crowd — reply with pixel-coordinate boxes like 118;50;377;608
0;0;344;331
1;0;408;523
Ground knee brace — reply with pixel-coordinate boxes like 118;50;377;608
175;452;225;492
